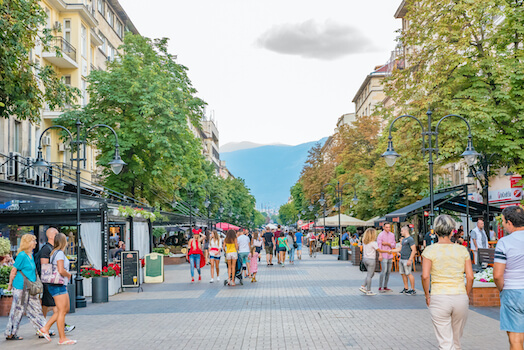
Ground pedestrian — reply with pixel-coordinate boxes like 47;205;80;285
494;206;524;350
35;227;74;337
248;246;259;282
470;218;488;265
41;232;76;345
224;229;238;286
4;234;51;341
295;230;303;260
208;230;222;283
237;230;251;278
277;232;289;267
263;227;274;266
187;232;204;282
377;223;396;293
359;228;392;296
252;231;263;262
203;229;210;265
274;226;282;262
307;230;317;257
287;231;296;264
422;214;474;350
341;230;349;245
395;226;417;295
423;228;438;249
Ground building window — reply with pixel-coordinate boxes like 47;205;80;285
98;0;104;15
28;124;32;158
106;9;113;27
14;121;21;153
108;43;115;61
81;24;87;58
115;20;123;38
64;19;71;43
99;32;106;53
45;8;51;28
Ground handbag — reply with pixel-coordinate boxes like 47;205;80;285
19;270;43;296
41;252;67;285
293;242;298;249
360;245;367;272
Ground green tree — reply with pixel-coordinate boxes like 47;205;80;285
58;35;206;207
278;202;298;226
0;0;78;121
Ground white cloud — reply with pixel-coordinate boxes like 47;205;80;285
256;19;378;60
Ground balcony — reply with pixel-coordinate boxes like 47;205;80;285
42;37;78;69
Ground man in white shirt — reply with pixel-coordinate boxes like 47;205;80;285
494;206;524;349
470;218;488;264
237;231;251;278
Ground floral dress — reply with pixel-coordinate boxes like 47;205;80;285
248;252;259;273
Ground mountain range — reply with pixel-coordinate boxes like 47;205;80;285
220;138;328;209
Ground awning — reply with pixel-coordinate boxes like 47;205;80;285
363;216;380;226
319;214;367;227
384;185;501;222
216;222;240;230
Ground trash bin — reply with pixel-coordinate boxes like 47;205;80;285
340;247;349;261
326;244;332;255
92;277;108;303
67;283;76;313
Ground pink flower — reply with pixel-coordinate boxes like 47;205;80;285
480;278;487;282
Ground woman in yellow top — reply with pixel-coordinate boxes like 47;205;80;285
422;214;474;350
223;230;239;286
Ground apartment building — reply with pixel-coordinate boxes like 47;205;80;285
0;0;138;185
352;64;391;118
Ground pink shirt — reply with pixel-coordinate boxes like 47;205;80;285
377;230;395;259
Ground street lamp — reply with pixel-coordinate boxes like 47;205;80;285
382;109;479;227
33;120;125;308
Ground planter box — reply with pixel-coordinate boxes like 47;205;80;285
83;277;92;297
332;247;339;255
0;296;13;317
351;246;361;266
108;275;121;296
470;281;500;307
164;254;186;265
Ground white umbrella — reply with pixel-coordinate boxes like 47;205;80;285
363;216;380;226
320;214;367;227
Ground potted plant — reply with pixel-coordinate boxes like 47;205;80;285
80;263;121;299
0;265;13;316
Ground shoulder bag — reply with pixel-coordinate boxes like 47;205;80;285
19;269;43;296
41;252;67;285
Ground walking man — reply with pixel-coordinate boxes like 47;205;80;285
377;223;395;293
295;230;303;260
398;226;417;295
470;218;488;265
494;206;524;350
263;227;274;266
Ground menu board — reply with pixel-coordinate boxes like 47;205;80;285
121;251;139;288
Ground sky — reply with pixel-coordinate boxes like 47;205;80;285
119;0;402;146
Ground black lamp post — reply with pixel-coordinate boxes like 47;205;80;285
382;109;479;228
33;120;126;308
320;181;358;259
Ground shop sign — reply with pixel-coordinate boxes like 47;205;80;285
510;176;523;188
488;188;523;203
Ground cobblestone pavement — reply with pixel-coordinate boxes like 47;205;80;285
1;252;508;349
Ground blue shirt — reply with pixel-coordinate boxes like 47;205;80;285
13;251;36;290
295;232;303;244
341;232;349;243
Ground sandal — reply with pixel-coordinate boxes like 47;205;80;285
36;329;51;342
6;335;23;340
58;339;77;345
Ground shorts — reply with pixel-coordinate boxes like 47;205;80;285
42;284;56;307
296;243;302;251
265;246;272;254
399;259;412;275
238;252;249;266
226;252;238;260
210;255;221;260
47;284;67;297
500;289;524;332
204;243;209;250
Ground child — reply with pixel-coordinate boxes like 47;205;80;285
248;246;259;282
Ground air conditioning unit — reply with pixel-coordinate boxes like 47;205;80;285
0;163;6;176
7;152;21;177
58;143;70;152
26;158;36;180
42;136;52;146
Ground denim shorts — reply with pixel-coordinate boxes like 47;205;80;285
500;289;524;332
47;284;67;297
296;243;302;250
238;252;249;266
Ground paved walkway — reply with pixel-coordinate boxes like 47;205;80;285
1;251;508;349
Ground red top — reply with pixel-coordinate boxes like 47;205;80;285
188;239;202;255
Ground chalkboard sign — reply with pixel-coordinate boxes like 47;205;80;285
121;251;139;288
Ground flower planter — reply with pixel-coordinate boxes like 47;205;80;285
469;281;500;307
0;296;13;317
340;247;349;261
332;247;339;256
108;275;121;296
92;277;108;303
164;255;186;265
351;246;361;266
83;277;92;297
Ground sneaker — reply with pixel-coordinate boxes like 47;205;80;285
210;278;214;283
191;278;194;283
365;291;376;296
407;289;416;295
379;288;386;293
198;275;201;281
400;288;408;294
64;325;75;333
359;286;367;294
384;288;393;293
217;276;220;282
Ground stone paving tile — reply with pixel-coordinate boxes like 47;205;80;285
0;252;509;349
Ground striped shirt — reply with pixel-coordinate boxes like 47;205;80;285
494;230;524;289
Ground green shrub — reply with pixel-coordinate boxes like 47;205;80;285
0;237;10;256
0;266;13;285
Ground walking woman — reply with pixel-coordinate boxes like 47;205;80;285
277;232;289;267
187;232;204;282
224;229;238;286
422;214;474;350
287;231;296;264
41;233;76;345
5;234;50;341
359;228;392;296
208;230;222;283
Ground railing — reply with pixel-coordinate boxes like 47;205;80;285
49;36;77;62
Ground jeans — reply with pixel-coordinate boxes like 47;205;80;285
362;258;376;291
289;248;295;262
189;254;201;277
379;259;393;288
